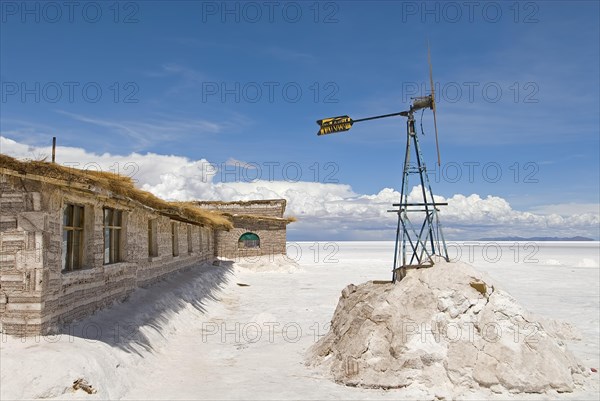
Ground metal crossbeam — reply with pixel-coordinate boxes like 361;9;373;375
392;202;448;206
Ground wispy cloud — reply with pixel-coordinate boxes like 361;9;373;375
225;157;259;170
262;46;316;64
0;119;59;145
161;63;206;83
55;110;225;149
143;63;208;95
167;37;237;50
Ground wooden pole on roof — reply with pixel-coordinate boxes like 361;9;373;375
52;137;56;163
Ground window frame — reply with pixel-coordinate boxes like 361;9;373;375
103;207;123;265
187;224;193;255
238;232;260;249
198;225;204;254
171;221;179;257
62;203;85;272
148;219;159;258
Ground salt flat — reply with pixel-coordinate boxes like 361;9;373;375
1;241;598;400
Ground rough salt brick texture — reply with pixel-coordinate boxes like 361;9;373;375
0;173;217;336
215;217;287;259
199;200;289;260
195;199;286;218
0;173;289;336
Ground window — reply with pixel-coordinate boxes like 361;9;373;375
238;232;260;249
202;227;209;250
198;226;204;253
171;222;179;256
62;204;84;271
187;225;193;254
104;208;123;264
148;219;158;257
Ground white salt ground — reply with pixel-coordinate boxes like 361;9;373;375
0;241;598;400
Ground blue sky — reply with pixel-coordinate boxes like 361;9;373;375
1;1;599;240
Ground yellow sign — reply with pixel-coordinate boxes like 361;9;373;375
316;115;353;136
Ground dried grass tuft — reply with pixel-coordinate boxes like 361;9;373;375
0;154;232;229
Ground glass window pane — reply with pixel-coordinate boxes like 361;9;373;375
73;205;83;227
73;230;82;269
113;229;121;262
67;231;74;269
104;228;110;264
172;223;178;256
148;220;158;257
62;230;69;270
115;210;122;226
64;204;73;227
104;209;112;227
238;232;260;248
148;221;152;257
239;232;259;241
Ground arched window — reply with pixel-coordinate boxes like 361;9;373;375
238;232;260;249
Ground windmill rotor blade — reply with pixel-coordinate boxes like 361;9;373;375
428;41;441;166
432;102;440;166
428;42;435;104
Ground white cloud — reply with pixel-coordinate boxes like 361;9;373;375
0;136;216;188
1;135;598;240
528;203;600;216
224;158;259;170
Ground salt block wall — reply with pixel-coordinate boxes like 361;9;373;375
216;217;287;259
196;200;286;218
197;200;288;260
0;173;215;336
0;174;46;335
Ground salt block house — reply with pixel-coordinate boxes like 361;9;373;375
194;200;294;259
0;155;292;335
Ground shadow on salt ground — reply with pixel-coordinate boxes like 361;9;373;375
55;261;235;356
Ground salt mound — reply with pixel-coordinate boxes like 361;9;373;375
307;260;588;395
231;254;301;273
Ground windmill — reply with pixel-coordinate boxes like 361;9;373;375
316;45;449;282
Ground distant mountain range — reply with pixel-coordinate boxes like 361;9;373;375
477;236;595;241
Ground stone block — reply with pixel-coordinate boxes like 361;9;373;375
0;216;17;232
17;212;46;232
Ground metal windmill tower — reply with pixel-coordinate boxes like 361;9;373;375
316;45;449;283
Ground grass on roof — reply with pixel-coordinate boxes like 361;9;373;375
222;213;297;224
0;154;232;229
195;199;286;207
